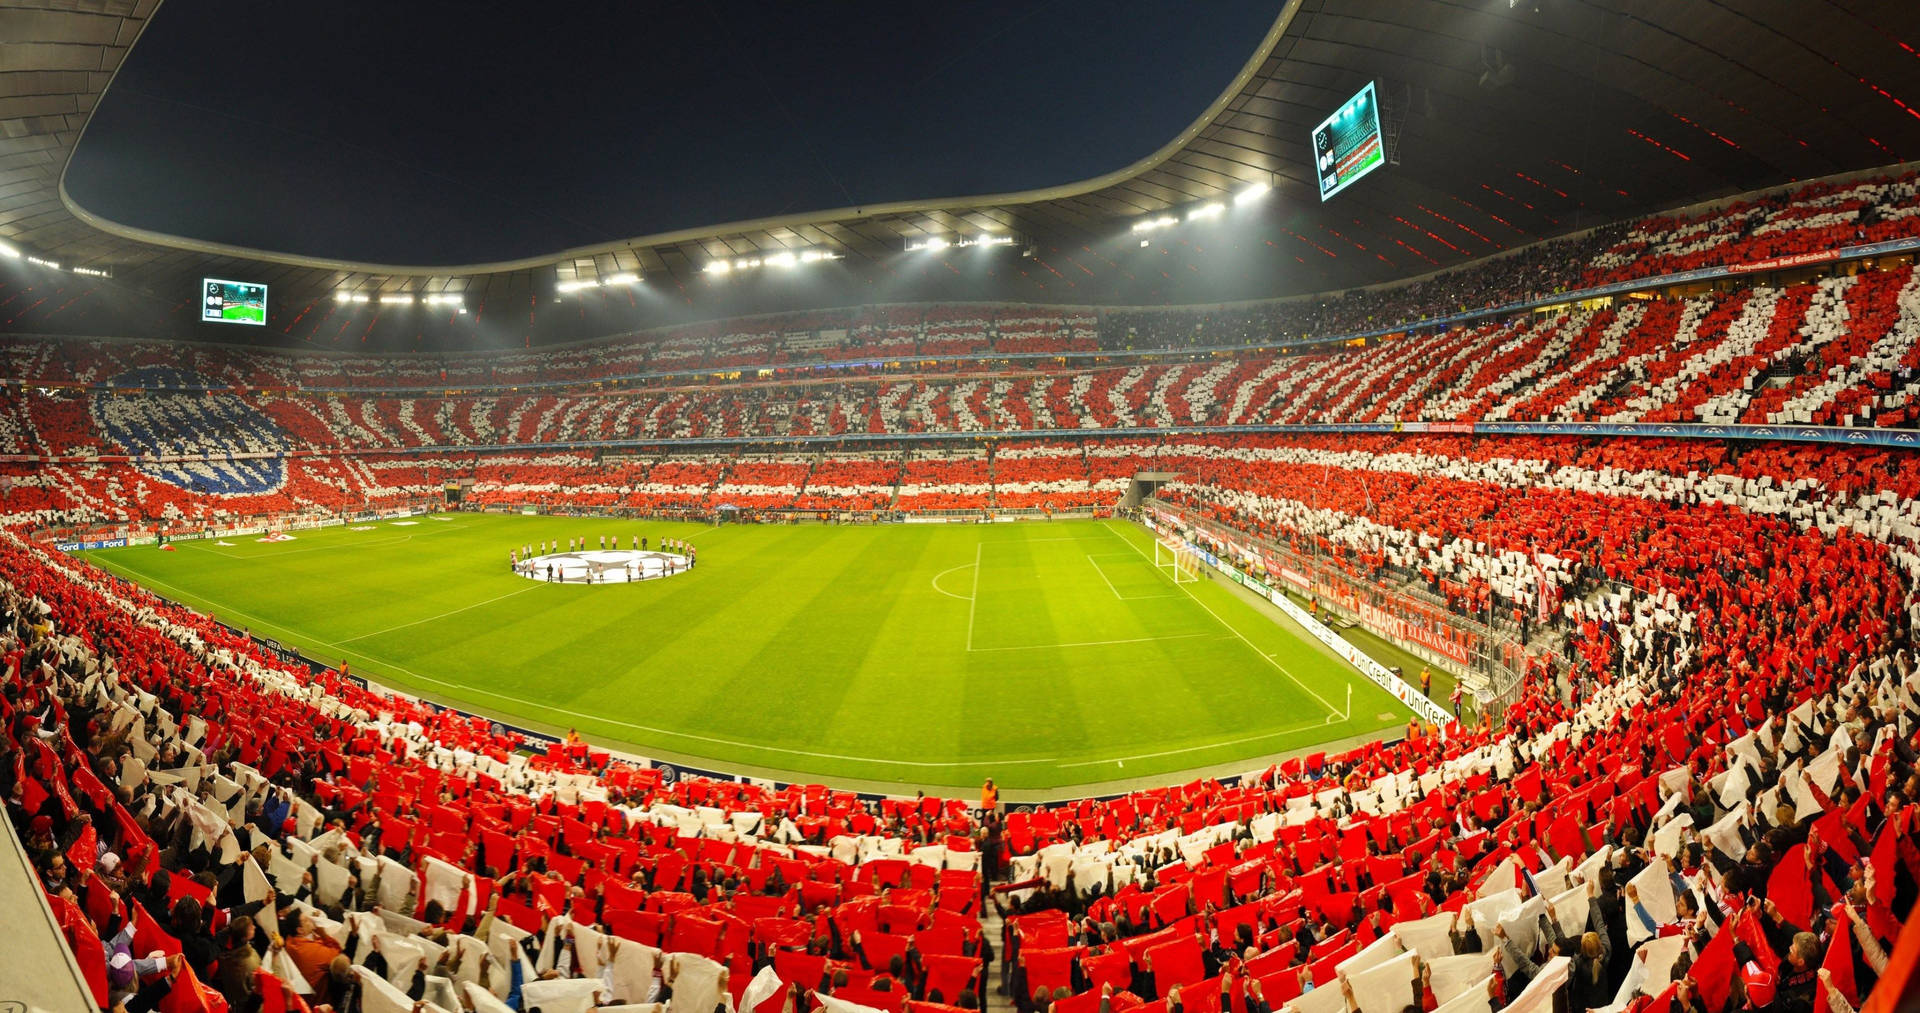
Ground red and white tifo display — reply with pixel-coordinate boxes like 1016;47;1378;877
512;548;691;584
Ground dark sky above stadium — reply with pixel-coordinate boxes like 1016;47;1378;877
65;1;1281;267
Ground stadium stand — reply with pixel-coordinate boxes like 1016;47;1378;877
3;436;1916;1013
8;261;1920;454
5;162;1920;1013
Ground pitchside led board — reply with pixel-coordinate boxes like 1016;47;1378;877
1312;81;1385;202
200;278;268;326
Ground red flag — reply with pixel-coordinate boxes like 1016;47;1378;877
19;773;49;817
159;962;230;1013
71;762;113;812
132;900;183;958
49;891;110;1008
114;802;160;877
1733;910;1774;966
1768;845;1814;930
1690;911;1739;1012
1546;814;1586;861
1514;767;1544;804
1867;808;1905;894
1817;912;1857;1013
66;823;97;872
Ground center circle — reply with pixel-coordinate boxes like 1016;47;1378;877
513;549;691;584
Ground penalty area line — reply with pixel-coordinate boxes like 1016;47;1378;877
1100;521;1345;720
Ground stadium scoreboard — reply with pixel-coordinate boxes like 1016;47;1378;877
1312;81;1385;201
201;278;267;326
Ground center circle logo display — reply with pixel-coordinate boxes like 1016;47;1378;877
94;367;289;495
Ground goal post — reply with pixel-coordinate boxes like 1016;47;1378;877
1154;537;1200;584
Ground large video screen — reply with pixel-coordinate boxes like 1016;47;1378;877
201;278;267;326
1311;81;1385;202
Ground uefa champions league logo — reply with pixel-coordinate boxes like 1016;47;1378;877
95;367;289;494
656;764;678;783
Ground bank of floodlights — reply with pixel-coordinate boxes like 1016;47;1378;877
704;248;839;276
557;272;641;294
905;233;1015;252
1131;181;1271;240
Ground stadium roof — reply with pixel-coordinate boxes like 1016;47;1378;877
3;0;1919;347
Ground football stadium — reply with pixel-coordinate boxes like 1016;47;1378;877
1;3;1919;1013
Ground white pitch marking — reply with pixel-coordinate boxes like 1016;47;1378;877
1085;553;1179;600
930;563;975;601
1087;553;1127;600
76;565;1063;770
1101;521;1343;717
1055;713;1332;767
99;524;1371;776
335;583;547;644
970;632;1211;653
964;541;982;651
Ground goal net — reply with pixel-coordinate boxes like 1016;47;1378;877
1154;537;1200;584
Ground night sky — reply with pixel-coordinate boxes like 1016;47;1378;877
65;1;1281;266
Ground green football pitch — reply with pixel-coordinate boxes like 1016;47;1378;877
79;515;1414;792
222;303;264;322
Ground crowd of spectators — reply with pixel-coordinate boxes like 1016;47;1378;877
8;258;1917;466
3;409;1917;1013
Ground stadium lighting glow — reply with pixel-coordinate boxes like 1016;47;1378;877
708;249;836;275
71;266;110;278
378;294;414;305
556;279;599;293
1234;181;1271;205
0;241;18;258
604;272;640;285
1185;203;1225;221
423;293;465;306
905;234;1013;252
1131;216;1177;234
27;255;59;269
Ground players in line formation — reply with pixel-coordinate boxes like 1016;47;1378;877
507;533;700;584
507;533;697;564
